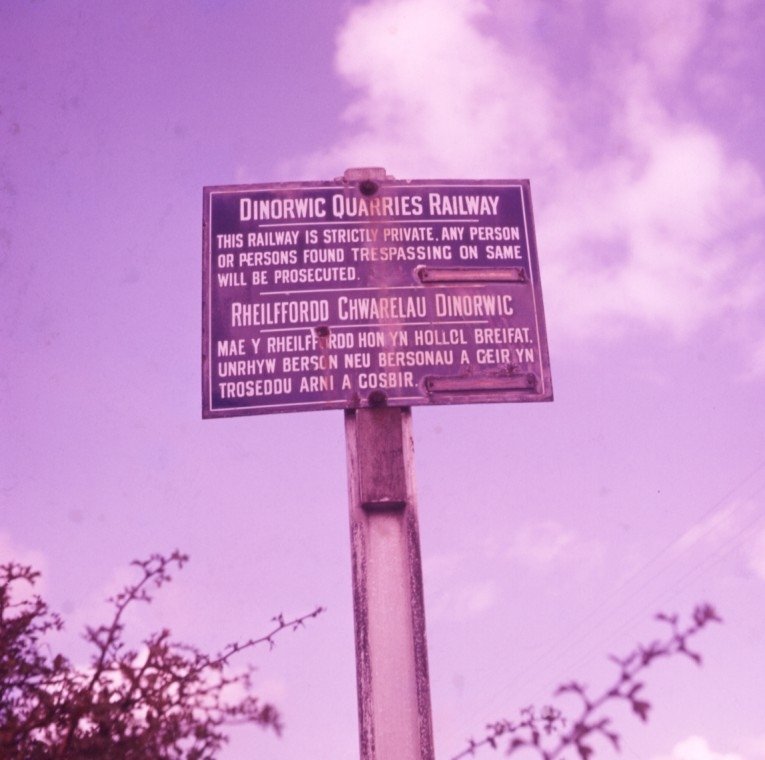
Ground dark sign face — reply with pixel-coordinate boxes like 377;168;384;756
202;178;552;417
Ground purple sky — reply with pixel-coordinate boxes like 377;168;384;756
2;2;765;759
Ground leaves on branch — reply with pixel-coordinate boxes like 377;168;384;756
451;604;720;760
0;552;324;759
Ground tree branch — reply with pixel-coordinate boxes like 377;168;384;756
452;604;721;760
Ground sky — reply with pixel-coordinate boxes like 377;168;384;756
2;1;765;759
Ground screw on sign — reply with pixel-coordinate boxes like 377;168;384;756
202;168;553;760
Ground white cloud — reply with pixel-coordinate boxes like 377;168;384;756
248;676;287;704
605;0;708;81
747;525;765;581
424;551;499;620
0;531;47;571
668;499;765;582
652;735;745;760
296;0;561;179
0;531;48;601
739;735;765;759
744;336;765;380
542;72;765;340
674;501;742;553
506;520;576;566
430;578;499;622
297;0;765;366
423;550;463;582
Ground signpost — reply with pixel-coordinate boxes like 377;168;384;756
202;168;552;759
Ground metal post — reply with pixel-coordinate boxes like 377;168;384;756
345;406;434;760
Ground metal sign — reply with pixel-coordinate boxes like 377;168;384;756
203;177;552;417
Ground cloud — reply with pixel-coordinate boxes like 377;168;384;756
652;735;745;760
745;337;765;380
423;550;463;582
0;531;47;571
506;520;576;566
740;735;765;759
668;499;765;582
674;501;742;553
298;0;560;179
604;0;708;81
429;578;499;622
0;531;48;601
541;64;765;341
296;0;765;365
450;580;497;617
747;525;765;581
424;552;499;620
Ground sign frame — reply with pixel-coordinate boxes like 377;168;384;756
202;177;552;418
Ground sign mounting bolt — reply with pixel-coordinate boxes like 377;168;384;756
359;179;379;196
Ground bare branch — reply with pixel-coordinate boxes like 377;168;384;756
451;604;721;760
0;552;322;759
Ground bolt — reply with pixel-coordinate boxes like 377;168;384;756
359;179;378;196
367;390;387;407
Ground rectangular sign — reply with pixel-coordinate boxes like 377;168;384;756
203;178;552;417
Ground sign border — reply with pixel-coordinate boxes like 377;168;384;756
202;178;552;418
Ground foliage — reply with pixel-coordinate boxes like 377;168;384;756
0;551;323;759
2;550;721;760
452;604;721;760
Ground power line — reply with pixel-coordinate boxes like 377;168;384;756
463;458;765;730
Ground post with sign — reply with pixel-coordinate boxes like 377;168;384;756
202;168;552;759
345;404;433;759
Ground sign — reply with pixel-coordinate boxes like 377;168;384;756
203;178;552;417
